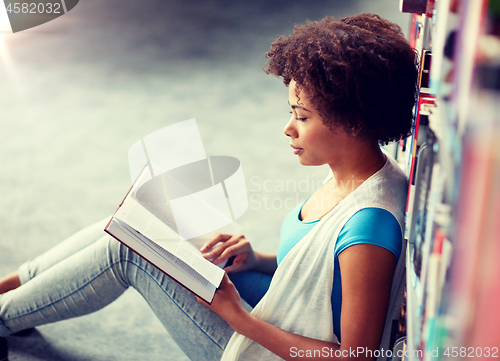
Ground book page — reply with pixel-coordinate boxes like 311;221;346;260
154;237;224;284
107;219;216;302
115;196;224;286
129;163;241;265
116;219;213;287
116;195;179;242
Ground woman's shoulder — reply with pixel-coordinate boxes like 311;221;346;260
335;207;403;260
353;152;408;221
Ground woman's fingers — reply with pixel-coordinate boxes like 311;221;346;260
200;233;232;252
223;257;246;274
196;295;209;306
202;236;241;260
200;234;255;272
211;244;247;265
202;234;245;256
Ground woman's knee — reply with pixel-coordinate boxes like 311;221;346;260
101;236;129;262
98;236;156;287
88;237;132;284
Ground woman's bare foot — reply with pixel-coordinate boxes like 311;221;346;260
0;271;21;294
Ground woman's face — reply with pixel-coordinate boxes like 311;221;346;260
284;80;351;168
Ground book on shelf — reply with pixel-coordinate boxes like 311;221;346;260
400;0;428;14
105;166;235;304
404;95;435;241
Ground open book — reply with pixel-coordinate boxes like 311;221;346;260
105;167;236;303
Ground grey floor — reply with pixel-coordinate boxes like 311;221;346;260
0;1;409;360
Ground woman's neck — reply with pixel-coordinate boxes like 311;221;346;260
328;143;386;194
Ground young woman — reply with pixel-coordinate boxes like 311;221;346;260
0;13;418;361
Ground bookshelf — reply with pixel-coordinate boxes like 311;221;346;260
399;0;500;359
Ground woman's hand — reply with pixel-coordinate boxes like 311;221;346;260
196;273;250;332
200;233;258;274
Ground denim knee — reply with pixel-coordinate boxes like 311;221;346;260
99;236;135;287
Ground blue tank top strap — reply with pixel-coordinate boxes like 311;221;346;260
277;198;319;265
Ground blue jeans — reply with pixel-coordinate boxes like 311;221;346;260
0;218;272;360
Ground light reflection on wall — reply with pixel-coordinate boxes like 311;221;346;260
0;1;12;59
0;3;24;97
0;2;11;50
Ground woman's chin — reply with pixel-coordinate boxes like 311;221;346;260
297;157;314;166
297;156;326;167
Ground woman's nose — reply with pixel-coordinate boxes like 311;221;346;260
283;117;297;138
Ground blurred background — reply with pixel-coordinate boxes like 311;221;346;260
0;1;409;360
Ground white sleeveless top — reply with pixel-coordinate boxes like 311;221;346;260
221;153;408;361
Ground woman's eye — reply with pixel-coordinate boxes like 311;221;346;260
289;111;306;122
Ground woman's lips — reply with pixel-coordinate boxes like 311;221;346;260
291;144;304;155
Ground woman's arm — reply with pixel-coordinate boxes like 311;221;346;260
337;244;397;360
199;243;397;361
